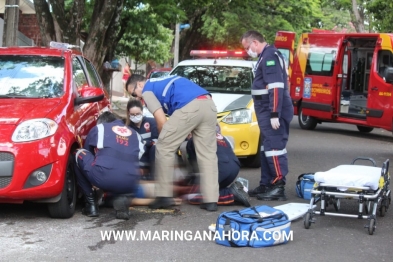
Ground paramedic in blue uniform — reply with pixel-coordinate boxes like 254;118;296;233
74;112;145;220
241;30;294;200
126;74;219;211
186;124;250;207
126;99;158;180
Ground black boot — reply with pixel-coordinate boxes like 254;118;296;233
113;195;131;220
82;193;99;217
248;185;271;197
200;202;218;211
230;181;251;207
148;197;175;209
256;180;287;201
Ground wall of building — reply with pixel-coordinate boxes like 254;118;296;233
18;13;41;46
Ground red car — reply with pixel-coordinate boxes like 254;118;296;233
147;67;172;79
0;43;110;218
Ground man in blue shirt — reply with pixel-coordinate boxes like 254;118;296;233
74;112;145;219
241;30;294;201
127;74;219;211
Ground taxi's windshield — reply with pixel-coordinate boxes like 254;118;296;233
170;65;252;94
0;56;65;98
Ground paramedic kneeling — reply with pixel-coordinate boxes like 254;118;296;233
186;125;250;207
127;74;219;211
74;112;145;220
241;30;294;201
126;99;158;180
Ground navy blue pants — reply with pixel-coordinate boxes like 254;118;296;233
74;150;139;196
140;144;156;180
187;154;239;205
254;101;294;186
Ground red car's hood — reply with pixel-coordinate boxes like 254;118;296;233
0;99;61;125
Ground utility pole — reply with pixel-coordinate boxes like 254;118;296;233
174;23;180;67
2;0;20;47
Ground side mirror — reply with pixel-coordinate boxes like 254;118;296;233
385;67;393;84
74;87;105;106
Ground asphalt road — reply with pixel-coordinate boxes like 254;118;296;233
1;117;392;261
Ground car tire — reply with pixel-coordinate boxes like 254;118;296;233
298;106;318;130
48;155;76;218
356;125;373;133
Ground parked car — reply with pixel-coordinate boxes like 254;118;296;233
0;42;110;218
170;50;261;167
147;67;172;79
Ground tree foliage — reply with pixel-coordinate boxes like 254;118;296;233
31;0;391;87
116;6;174;70
367;0;393;32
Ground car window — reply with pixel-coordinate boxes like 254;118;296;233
170;65;252;94
150;71;170;79
277;48;290;69
72;58;88;89
305;47;337;76
83;58;102;88
0;55;65;98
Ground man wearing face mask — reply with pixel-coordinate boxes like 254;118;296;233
126;74;219;211
126;99;159;180
240;30;294;201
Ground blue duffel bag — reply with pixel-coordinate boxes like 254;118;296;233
295;173;315;200
215;205;291;247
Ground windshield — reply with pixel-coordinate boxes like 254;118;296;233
0;56;65;98
170;65;253;94
150;71;170;79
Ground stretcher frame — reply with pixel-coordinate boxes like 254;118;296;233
304;157;391;235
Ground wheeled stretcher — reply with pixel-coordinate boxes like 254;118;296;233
304;157;391;235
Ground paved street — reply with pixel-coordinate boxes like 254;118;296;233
1;111;392;261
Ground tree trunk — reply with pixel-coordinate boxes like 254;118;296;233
84;0;124;91
180;9;207;61
33;0;56;46
351;0;365;33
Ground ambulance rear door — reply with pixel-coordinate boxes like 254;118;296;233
366;35;393;131
299;33;344;120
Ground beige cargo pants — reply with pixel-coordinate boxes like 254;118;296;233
155;95;219;203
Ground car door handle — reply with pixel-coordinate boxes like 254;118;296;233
323;82;329;87
371;87;378;91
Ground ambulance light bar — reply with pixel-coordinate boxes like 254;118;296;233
190;50;247;58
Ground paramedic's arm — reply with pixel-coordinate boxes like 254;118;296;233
142;91;167;133
84;126;98;155
263;54;285;118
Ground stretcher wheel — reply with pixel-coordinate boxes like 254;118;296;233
304;212;312;229
379;205;386;217
333;199;340;212
368;219;376;235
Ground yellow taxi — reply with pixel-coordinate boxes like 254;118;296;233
170;50;260;167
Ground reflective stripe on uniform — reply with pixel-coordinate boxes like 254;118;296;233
260;145;264;152
264;148;287;157
97;124;104;149
251;89;269;95
75;149;89;167
136;132;145;160
140;132;152;139
275;52;284;70
162;76;181;97
267;82;284;89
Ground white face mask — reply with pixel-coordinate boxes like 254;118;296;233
247;46;258;58
130;115;143;123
